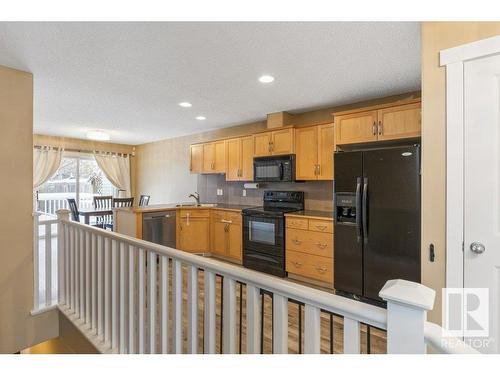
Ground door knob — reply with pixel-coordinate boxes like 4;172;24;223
470;242;486;254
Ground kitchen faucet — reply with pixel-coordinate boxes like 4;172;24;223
188;192;200;205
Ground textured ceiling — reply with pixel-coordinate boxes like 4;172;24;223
0;22;420;145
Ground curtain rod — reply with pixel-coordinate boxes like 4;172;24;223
33;145;135;157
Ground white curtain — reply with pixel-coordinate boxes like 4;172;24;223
94;152;131;197
33;146;63;189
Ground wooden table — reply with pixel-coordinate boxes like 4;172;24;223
78;208;113;225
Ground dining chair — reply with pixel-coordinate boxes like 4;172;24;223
103;197;135;230
93;195;113;229
67;198;80;222
139;194;150;206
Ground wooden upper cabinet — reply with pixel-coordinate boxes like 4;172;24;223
225;135;254;181
240;135;254;181
295;123;334;180
317;123;334;180
376;102;421;141
202;140;225;173
254;128;294;156
335;110;378;145
254;132;272;157
190;144;204;173
295;126;319;180
334;100;421;146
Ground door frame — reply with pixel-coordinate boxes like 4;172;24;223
441;35;500;289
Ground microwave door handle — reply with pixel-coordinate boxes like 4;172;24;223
362;177;368;244
355;177;362;242
279;163;284;180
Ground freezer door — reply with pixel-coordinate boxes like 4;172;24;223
333;151;363;296
362;146;421;301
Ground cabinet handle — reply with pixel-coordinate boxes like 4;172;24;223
221;219;232;224
315;266;327;274
211;161;215;170
372;121;376;136
315;242;327;249
378;120;383;135
268;142;271;152
316;225;327;231
317;164;321;176
186;213;190;226
292;261;302;267
292;239;302;245
224;223;229;232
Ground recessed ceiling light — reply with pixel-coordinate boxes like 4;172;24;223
86;130;110;141
196;116;206;121
258;75;275;83
178;102;192;108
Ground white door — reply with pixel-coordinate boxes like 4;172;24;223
464;52;500;353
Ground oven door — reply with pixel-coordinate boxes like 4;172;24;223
242;213;285;277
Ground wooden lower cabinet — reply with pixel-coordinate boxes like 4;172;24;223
210;210;242;263
176;209;210;253
285;216;334;286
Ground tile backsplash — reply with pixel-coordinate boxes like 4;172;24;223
197;174;333;211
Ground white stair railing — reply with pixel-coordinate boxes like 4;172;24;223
38;209;478;354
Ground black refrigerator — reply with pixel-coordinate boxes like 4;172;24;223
333;145;421;304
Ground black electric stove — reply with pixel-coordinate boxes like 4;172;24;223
242;191;304;277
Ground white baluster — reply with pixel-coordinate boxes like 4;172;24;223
97;235;104;337
304;304;321;354
204;270;216;354
104;237;111;344
56;210;70;306
149;251;157;354
138;248;145;354
74;227;79;314
111;240;118;350
45;223;52;307
79;228;84;319
70;226;75;311
343;318;360;354
187;264;198;354
85;231;91;324
246;283;261;354
119;242;126;354
160;256;169;354
172;259;182;353
223;277;236;354
273;294;288;354
65;225;70;306
129;245;135;353
91;233;97;331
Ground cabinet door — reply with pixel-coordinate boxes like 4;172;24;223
190;144;204;173
317;123;334;180
335;111;378;145
377;103;421;141
271;128;294;155
212;221;227;256
225;138;240;181
203;142;215;173
295;126;318;180
254;132;272;157
227;223;242;262
213;140;226;173
240;135;254;181
178;217;209;252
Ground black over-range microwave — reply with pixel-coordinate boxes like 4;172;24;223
253;154;296;182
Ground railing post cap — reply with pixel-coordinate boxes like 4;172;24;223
56;209;71;219
379;279;436;311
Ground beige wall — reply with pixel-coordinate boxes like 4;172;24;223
421;22;500;323
0;66;58;353
34;134;138;198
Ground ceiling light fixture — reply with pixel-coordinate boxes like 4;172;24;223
258;75;275;83
178;102;192;108
86;130;110;141
196;116;206;120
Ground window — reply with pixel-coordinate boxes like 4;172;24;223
37;153;117;215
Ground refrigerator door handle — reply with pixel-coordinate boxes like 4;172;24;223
362;177;368;244
355;177;362;242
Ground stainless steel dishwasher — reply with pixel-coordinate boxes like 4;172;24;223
142;211;176;248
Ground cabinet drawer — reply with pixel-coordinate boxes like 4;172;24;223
226;211;242;224
179;209;210;218
211;210;226;221
286;250;333;284
308;219;333;233
286;228;333;258
286;217;308;230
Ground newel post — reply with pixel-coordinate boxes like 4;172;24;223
379;279;436;354
56;209;71;305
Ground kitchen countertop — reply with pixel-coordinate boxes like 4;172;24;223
285;210;334;221
114;203;255;214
